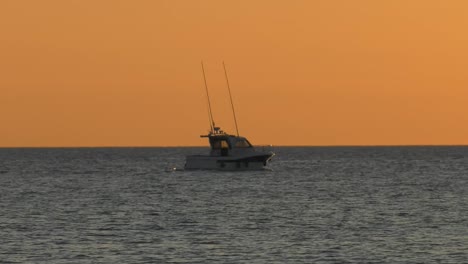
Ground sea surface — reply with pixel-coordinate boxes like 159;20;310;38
0;147;467;263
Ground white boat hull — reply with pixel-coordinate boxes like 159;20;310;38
185;153;274;171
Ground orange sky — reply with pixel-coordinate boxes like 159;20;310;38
1;0;467;147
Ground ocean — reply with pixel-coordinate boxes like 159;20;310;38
0;146;467;263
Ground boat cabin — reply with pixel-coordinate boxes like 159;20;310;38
201;133;253;157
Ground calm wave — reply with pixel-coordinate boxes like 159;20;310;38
1;147;467;263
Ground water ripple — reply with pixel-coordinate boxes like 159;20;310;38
0;147;467;263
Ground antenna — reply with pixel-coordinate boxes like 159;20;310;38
201;61;215;133
223;61;240;136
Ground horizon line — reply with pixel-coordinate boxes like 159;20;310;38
1;144;468;149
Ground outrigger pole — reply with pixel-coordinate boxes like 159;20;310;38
201;61;215;133
223;61;240;137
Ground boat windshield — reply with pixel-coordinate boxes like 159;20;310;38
234;139;252;148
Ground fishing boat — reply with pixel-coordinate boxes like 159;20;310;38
184;62;275;170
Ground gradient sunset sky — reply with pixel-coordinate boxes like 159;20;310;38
1;1;467;147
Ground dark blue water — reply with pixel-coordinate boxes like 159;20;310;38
1;147;467;263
